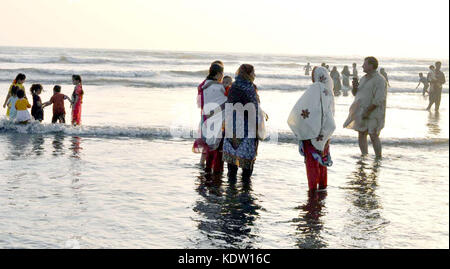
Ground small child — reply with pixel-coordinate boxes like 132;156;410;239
223;76;233;96
416;72;429;96
15;90;32;124
30;84;44;122
6;86;19;120
42;85;72;124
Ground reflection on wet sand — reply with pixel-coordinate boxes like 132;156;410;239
293;191;328;249
67;136;83;184
32;134;45;156
70;136;83;159
193;173;261;249
4;133;84;163
6;133;32;159
427;111;441;135
52;134;65;156
343;158;387;248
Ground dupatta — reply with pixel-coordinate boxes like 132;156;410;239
287;66;336;152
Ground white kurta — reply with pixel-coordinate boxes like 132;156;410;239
343;71;387;135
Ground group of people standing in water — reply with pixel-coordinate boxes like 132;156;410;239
305;60;447;113
193;61;262;180
194;56;394;193
304;62;391;97
2;73;84;125
416;61;446;112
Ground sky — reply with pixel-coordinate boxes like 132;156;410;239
0;0;449;59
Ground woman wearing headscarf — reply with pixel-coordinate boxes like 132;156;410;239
222;64;260;180
341;66;351;96
330;66;342;96
193;63;227;174
194;61;224;167
287;66;336;193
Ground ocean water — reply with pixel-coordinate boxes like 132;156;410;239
0;46;448;249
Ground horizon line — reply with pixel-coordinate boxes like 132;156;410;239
0;45;448;63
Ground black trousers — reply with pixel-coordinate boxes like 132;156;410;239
227;163;253;180
52;113;66;124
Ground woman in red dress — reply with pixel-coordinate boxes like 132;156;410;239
71;75;84;126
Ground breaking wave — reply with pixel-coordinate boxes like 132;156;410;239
1;119;447;147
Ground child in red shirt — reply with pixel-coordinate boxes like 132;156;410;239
223;76;233;96
42;85;72;124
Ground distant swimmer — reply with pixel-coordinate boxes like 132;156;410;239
416;72;429;96
426;61;446;112
379;68;390;87
304;62;312;76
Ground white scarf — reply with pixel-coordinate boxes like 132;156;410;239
201;80;227;150
287;66;336;151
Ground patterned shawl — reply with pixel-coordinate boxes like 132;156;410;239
287;66;336;151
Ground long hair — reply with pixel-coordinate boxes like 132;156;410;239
236;64;255;82
10;86;19;96
206;64;224;81
13;73;26;84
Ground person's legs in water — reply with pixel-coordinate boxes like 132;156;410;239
318;165;327;190
304;141;320;191
227;162;238;180
318;145;329;190
423;84;429;96
435;88;442;112
305;156;319;191
426;89;435;110
199;151;207;166
204;150;214;174
242;166;253;181
369;132;382;158
59;114;66;124
211;150;224;174
212;141;224;174
358;131;369;155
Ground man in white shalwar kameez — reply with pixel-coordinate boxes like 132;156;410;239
344;57;387;158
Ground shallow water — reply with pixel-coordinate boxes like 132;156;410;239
0;135;447;248
0;47;448;248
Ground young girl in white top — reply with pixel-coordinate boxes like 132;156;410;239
6;86;19;120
